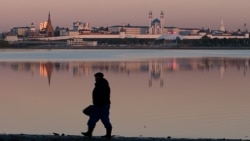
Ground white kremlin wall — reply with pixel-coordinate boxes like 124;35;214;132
10;33;249;42
32;34;162;41
207;33;249;39
6;32;250;42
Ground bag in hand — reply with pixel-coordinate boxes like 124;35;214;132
82;105;93;116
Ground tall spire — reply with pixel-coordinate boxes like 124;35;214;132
48;11;51;23
219;19;225;32
149;11;153;26
160;11;164;18
160;11;165;34
148;11;153;34
45;11;54;37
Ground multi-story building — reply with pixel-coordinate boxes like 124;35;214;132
40;22;47;31
109;25;148;35
4;32;18;42
73;21;91;31
59;28;69;36
10;27;30;37
25;22;41;38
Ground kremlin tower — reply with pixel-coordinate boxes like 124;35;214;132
45;12;54;37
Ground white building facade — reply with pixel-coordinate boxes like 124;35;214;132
10;27;30;37
73;21;91;31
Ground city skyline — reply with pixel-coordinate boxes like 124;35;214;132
1;0;250;33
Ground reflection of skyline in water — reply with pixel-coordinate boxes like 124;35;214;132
1;57;249;87
1;57;250;139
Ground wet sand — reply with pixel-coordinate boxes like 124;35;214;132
0;134;245;141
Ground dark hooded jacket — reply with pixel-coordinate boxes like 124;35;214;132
92;78;111;106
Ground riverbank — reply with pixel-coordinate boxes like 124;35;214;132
0;134;246;141
1;45;250;50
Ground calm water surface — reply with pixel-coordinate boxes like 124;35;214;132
0;49;250;139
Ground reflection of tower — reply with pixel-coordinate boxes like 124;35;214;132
45;12;54;37
40;62;53;86
244;58;249;76
220;65;225;79
148;61;164;87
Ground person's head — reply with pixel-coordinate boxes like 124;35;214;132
94;72;104;81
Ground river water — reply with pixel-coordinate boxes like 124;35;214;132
0;49;250;139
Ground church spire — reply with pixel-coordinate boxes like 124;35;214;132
48;12;51;23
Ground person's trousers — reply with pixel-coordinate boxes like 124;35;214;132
87;104;112;129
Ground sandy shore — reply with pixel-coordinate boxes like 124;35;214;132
0;134;246;141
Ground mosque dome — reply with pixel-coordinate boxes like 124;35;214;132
152;18;161;24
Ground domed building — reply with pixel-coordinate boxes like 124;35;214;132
149;11;165;34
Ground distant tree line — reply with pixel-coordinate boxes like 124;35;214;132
0;40;9;47
85;38;157;45
2;37;250;48
180;36;250;48
85;37;250;48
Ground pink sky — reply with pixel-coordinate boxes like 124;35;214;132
1;0;250;32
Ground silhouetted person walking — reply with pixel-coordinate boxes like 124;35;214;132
82;72;112;138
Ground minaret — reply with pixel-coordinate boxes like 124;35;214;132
160;11;164;34
45;12;54;37
148;11;153;34
244;23;247;32
219;19;225;32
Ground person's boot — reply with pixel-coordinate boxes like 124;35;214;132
102;128;112;139
81;127;94;137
